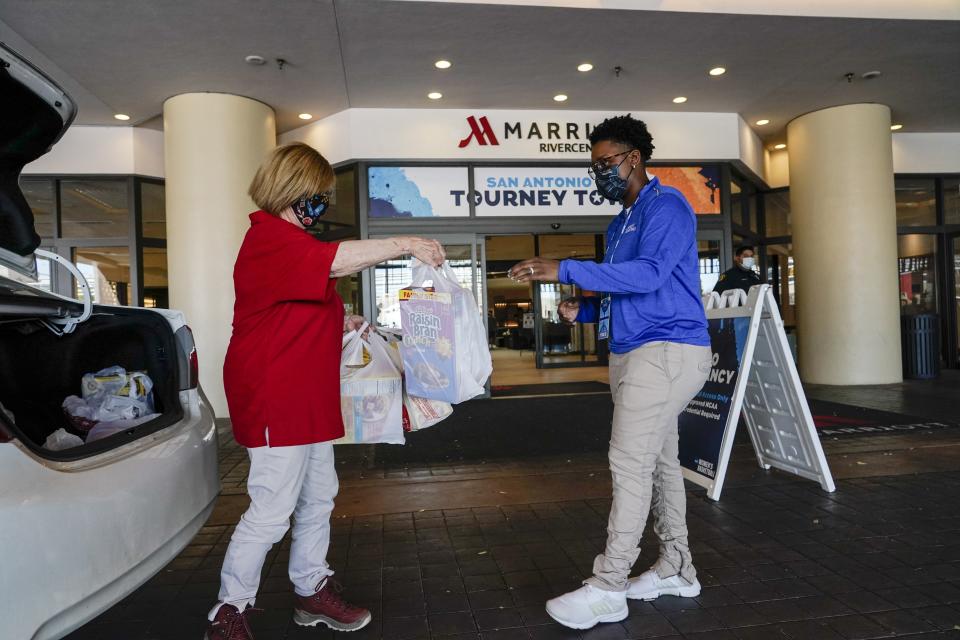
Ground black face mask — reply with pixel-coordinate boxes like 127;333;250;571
292;193;331;227
594;155;636;203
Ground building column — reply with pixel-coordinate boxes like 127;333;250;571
164;93;276;416
788;103;902;384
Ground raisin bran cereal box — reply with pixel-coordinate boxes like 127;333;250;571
399;287;458;403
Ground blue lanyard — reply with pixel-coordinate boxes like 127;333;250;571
599;192;644;342
606;192;644;264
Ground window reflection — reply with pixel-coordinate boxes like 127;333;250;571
898;234;938;314
73;247;131;306
764;191;791;237
20;178;55;237
61;180;129;238
895;179;936;227
766;244;795;326
142;246;168;308
141;182;166;239
698;239;721;294
945;178;960;225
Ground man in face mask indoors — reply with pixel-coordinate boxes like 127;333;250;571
508;114;712;631
713;245;762;296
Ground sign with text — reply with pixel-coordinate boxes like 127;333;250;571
678;286;835;500
472;167;620;217
678;316;750;481
457;114;595;154
368;165;722;218
470;166;721;217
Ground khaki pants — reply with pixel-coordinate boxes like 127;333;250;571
587;341;712;592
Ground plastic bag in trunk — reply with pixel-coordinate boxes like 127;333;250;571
336;326;404;445
399;260;492;404
63;366;156;434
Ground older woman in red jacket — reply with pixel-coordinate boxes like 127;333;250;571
205;143;444;640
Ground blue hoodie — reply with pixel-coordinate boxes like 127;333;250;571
557;176;709;354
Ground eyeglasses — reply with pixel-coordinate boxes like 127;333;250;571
587;150;634;179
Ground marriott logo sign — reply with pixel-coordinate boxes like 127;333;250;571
458;116;499;147
458;115;594;153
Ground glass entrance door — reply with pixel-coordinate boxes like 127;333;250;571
534;234;606;369
952;235;960;367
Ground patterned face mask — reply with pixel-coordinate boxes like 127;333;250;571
292;192;331;227
593;154;636;203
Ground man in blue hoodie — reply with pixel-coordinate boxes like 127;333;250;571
510;115;712;630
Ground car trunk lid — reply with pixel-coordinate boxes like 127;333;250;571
0;41;76;278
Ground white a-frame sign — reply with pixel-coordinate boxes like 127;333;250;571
678;284;835;501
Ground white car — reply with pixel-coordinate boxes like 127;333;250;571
0;43;219;640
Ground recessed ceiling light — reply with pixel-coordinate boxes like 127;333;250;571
577;63;593;72
114;114;130;121
553;94;568;102
774;143;787;150
755;119;770;126
672;96;687;104
709;67;726;76
862;70;882;79
244;55;266;66
890;123;903;131
428;92;443;100
298;113;313;120
435;60;452;69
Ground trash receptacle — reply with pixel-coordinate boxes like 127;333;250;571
901;314;940;379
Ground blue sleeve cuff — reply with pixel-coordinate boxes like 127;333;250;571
575;296;600;323
558;260;571;284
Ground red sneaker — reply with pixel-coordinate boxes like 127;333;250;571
293;578;372;632
203;604;259;640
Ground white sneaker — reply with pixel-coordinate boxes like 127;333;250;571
545;584;628;630
626;569;701;601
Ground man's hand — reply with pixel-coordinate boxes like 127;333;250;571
558;298;580;325
509;258;561;283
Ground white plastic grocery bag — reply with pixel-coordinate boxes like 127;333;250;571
336;325;404;445
63;366;156;433
403;394;453;431
399;260;493;404
376;327;454;433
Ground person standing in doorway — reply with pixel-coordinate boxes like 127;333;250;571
713;245;762;295
205;143;445;640
510;115;712;630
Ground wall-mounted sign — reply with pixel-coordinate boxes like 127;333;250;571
649;167;721;215
458;114;594;154
282;109;750;169
470;166;722;217
368;165;721;219
368;166;469;218
471;167;619;217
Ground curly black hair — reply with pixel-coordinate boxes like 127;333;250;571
588;114;655;162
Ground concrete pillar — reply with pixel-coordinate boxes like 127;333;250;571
788;103;902;384
164;93;276;416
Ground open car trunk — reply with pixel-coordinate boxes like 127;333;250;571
0;42;76;278
0;301;185;461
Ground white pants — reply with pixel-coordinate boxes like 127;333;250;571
210;441;338;619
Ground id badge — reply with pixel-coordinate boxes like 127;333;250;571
598;295;612;341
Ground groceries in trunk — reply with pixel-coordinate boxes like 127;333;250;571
43;366;161;450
